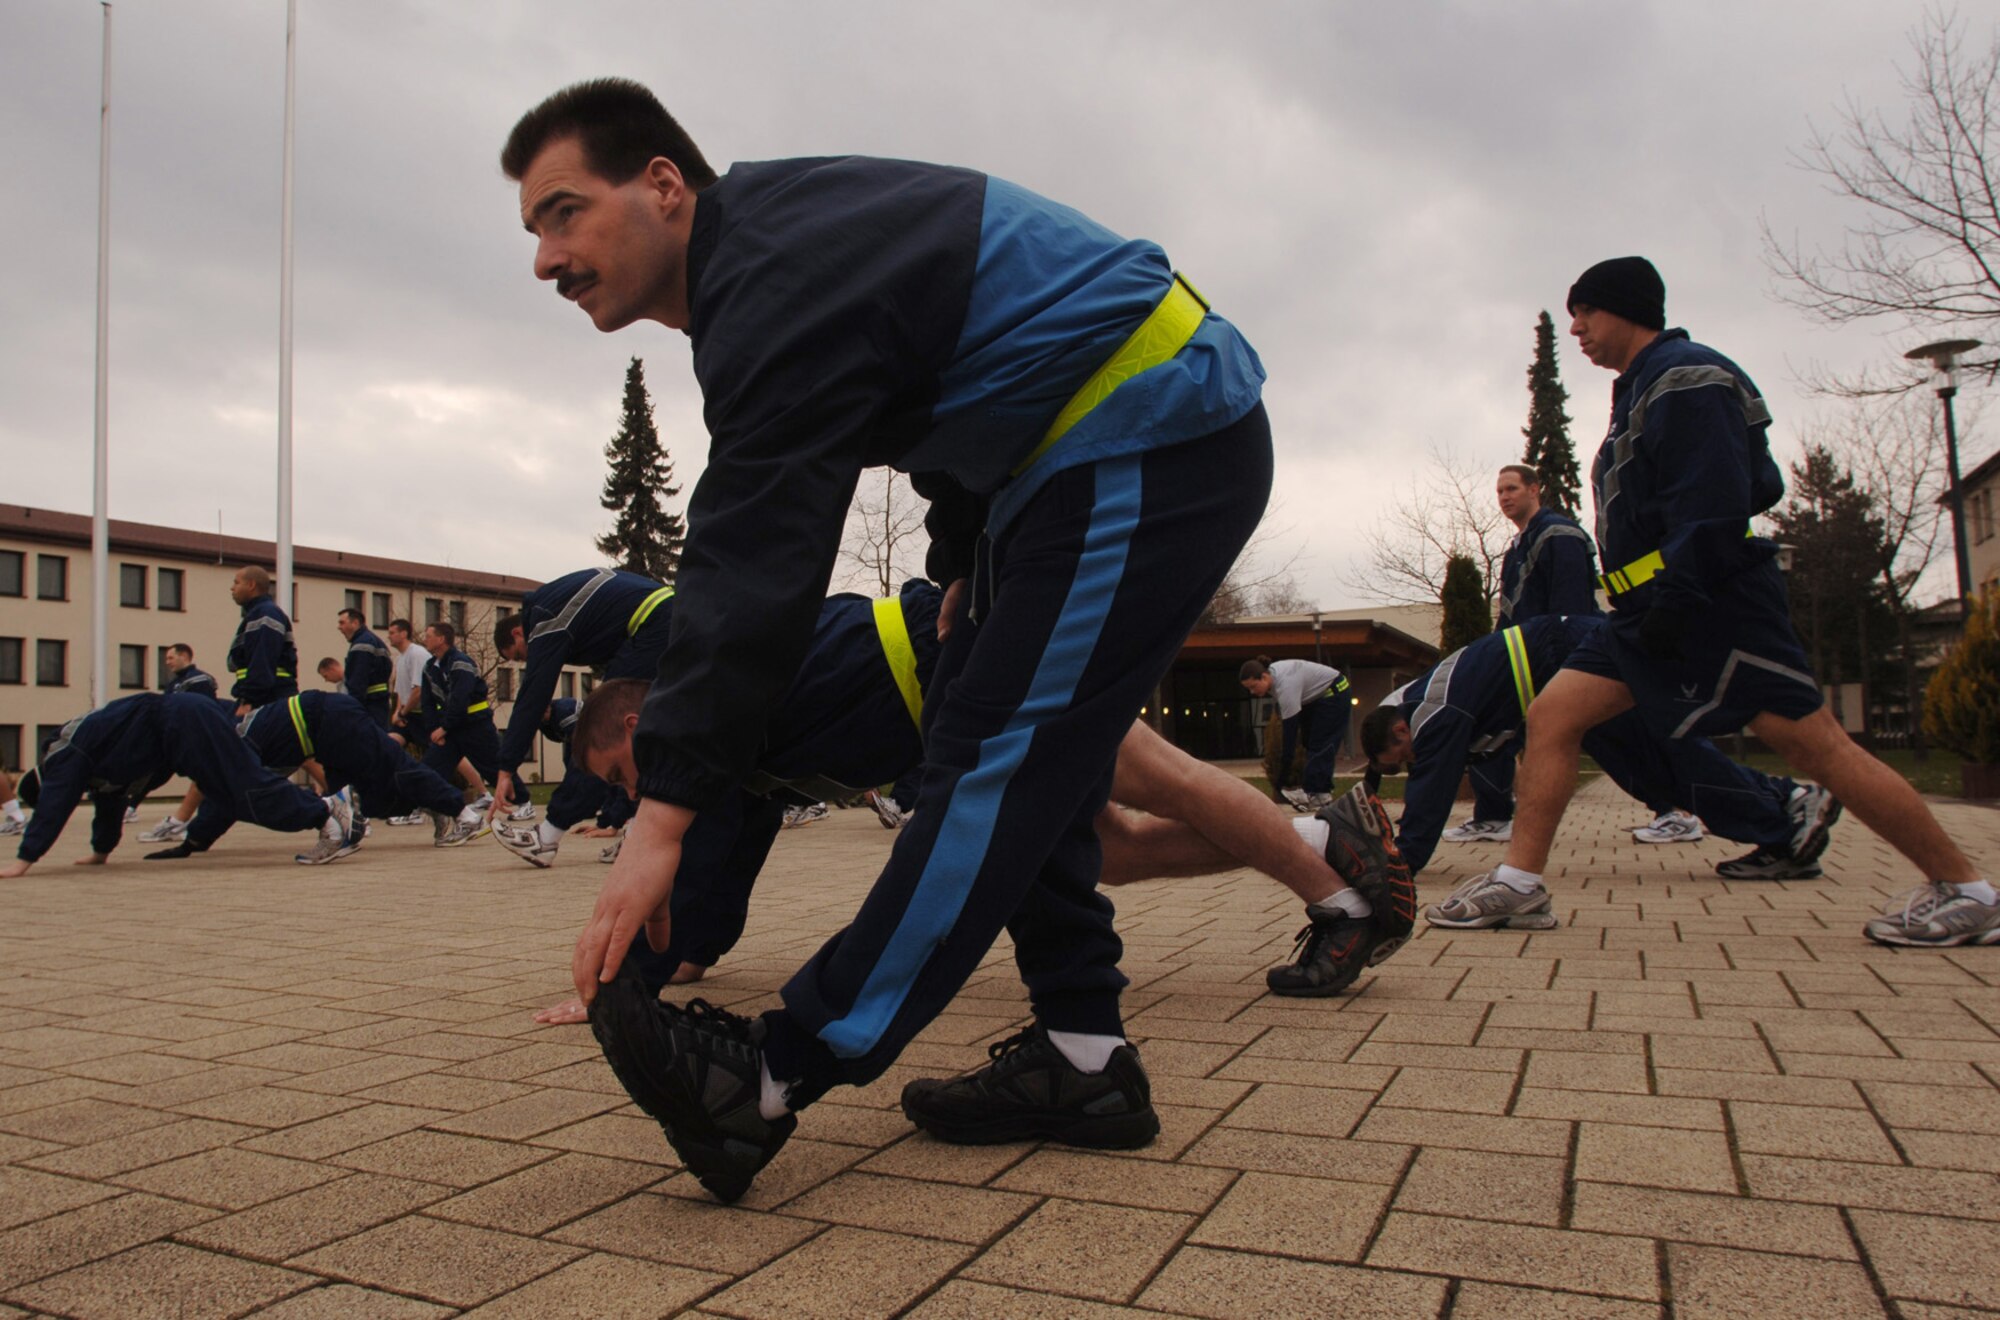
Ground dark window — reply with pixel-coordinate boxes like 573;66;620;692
157;645;173;689
496;668;515;702
35;725;65;766
581;672;596;696
0;551;22;597
0;726;18;772
371;592;391;628
0;639;19;685
36;555;67;601
36;640;67;686
560;671;576;700
424;598;442;625
119;562;147;608
449;600;466;632
344;589;364;614
158;567;184;612
118;644;146;689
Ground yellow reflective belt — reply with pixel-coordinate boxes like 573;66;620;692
1599;530;1757;597
286;696;315;758
466;701;490;714
277;669;294;678
364;683;389;694
871;596;925;728
627;586;675;635
1501;626;1537;716
1334;674;1351;693
234;669;248;678
1010;273;1211;478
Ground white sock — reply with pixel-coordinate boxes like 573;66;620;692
1955;879;1999;905
1046;1029;1123;1074
536;821;564;847
1311;888;1373;920
758;1054;794;1121
1292;815;1331;855
458;806;482;825
2;800;22;822
1492;864;1543;893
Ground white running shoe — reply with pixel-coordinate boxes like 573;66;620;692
1633;810;1704;844
468;793;495;816
386;812;426;826
599;835;624;863
433;809;488;848
782;802;831;829
1865;883;2000;947
297;794;361;865
1278;787;1312;811
1424;871;1560;930
494;821;559;868
0;815;23;837
123;805;140;824
507;801;538;822
138;815;188;843
1441;818;1514;843
865;789;911;830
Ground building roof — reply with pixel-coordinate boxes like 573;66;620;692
0;503;542;598
1179;613;1439;668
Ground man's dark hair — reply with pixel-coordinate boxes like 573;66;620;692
495;614;527;654
388;618;412;636
428;621;457;647
1237;655;1273;683
316;657;340;673
338;608;364;625
1359;705;1407;763
168;643;194;660
501;78;717;190
1498;464;1542;488
575;677;648;754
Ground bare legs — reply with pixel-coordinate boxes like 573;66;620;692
1501;670;1634;875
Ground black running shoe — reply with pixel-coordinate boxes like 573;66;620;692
586;972;795;1203
1321;784;1417;943
1266;909;1403;996
1788;785;1843;867
1714;846;1823;880
900;1024;1159;1149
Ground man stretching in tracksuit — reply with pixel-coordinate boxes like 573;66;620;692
419;622;498;799
1;692;357;878
226;566;298;711
337;609;397;730
505;78;1300;1200
1359;616;1839;918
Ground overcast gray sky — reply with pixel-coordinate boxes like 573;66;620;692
2;1;1973;608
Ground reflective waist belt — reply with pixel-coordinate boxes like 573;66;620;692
871;596;925;728
364;683;390;695
466;701;490;715
1305;674;1353;705
241;668;296;679
1010;272;1211;478
285;696;315;758
1599;529;1757;597
1501;626;1537;716
628;587;675;635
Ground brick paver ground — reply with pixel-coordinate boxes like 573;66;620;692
2;777;1997;1318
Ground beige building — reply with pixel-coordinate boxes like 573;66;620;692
0;503;585;788
1959;449;2000;598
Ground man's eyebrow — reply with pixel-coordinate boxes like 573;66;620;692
522;188;582;234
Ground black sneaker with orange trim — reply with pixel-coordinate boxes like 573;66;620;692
1266;785;1415;997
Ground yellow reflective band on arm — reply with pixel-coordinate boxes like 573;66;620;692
286;696;314;758
1599;529;1758;597
466;701;490;715
1010;273;1211;478
627;586;675;636
1501;626;1537;716
364;683;389;694
871;596;925;729
277;670;294;678
1334;674;1352;693
234;669;249;678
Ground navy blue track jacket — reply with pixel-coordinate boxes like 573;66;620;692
634;157;1265;811
227;596;298;707
18;694;203;862
1498;509;1600;624
422;646;490;732
342;627;394;705
1592;330;1783;617
163;664;218;699
498;568;670;775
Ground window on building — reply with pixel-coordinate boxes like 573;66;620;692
496;668;515;702
36;640;67;686
0;639;20;685
0;726;19;773
344;589;364;614
581;672;596;696
371;592;391;628
36;555;67;601
157;645;174;689
449;600;467;632
0;551;21;598
424;598;443;626
560;671;576;700
158;567;185;612
118;644;146;690
119;562;147;608
35;725;65;766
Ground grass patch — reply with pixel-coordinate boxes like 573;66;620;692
1735;746;1966;799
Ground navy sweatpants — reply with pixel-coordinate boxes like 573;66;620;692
760;406;1273;1106
1585;714;1797;848
423;718;499;793
316;701;466;820
623;788;790;989
1472;751;1516;822
170;711;331;849
1297;698;1350;796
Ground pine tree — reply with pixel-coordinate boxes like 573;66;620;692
1521;311;1580;515
596;357;685;583
1439;554;1492;656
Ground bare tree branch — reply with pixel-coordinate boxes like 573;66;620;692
1340;443;1512;606
835;470;931;597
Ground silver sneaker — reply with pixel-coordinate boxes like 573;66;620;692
434;810;488;848
0;816;21;837
507;801;538;822
296;794;360;865
386;812;426;826
468;794;495;816
138;814;188;843
1633;810;1703;844
865;789;911;830
1788;785;1841;866
1865;883;2000;947
1424;871;1559;929
123;805;140;824
782;803;830;829
599;835;624;864
1303;792;1336;812
1441;818;1513;843
1279;787;1312;811
494;821;559;868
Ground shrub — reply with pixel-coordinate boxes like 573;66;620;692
1924;589;2000;763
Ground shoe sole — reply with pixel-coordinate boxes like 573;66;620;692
902;1100;1161;1149
1793;796;1843;866
434;827;492;849
1424;907;1560;930
1716;863;1823;880
1864;924;2000;948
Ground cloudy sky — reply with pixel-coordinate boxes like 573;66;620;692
3;1;1978;608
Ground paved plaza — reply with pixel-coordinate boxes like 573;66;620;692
1;777;1997;1318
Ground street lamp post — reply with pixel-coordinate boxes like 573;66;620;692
1904;338;1983;611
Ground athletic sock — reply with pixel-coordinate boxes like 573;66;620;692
1;801;22;823
1047;1029;1123;1074
757;1055;794;1121
458;806;483;826
1291;815;1331;855
1311;888;1373;920
536;821;563;847
1492;864;1543;893
1955;879;1999;905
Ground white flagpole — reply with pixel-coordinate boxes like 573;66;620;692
276;0;296;614
91;1;113;708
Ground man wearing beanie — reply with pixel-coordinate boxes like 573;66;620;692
1425;256;1995;948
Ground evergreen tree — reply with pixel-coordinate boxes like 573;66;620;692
596;357;685;583
1767;445;1895;693
1521;311;1581;515
1440;553;1492;655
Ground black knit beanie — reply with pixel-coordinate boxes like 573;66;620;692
1566;256;1665;331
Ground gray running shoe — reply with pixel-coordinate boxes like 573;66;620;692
507;801;538;822
1864;884;2000;947
1788;785;1842;866
138;814;188;843
494;821;559;868
1714;846;1822;880
123;805;140;824
600;836;624;864
0;816;21;837
1633;810;1703;844
296;794;360;865
1441;818;1513;843
1279;787;1312;811
1302;792;1336;812
782;803;830;829
864;789;911;830
386;812;426;826
434;810;488;848
1424;871;1559;930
